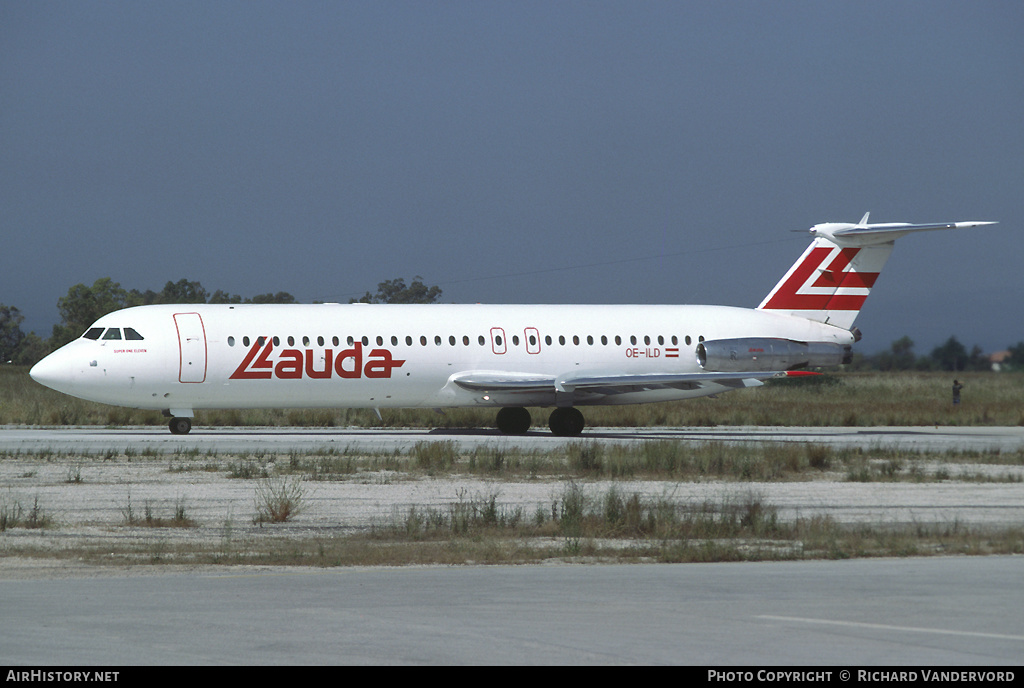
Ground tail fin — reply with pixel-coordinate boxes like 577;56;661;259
758;216;996;330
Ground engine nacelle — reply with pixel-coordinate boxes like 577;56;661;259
696;338;852;372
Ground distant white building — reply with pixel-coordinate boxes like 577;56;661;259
988;350;1012;372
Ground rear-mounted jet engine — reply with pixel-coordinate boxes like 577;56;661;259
696;337;852;372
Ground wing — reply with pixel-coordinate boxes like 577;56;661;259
451;370;785;397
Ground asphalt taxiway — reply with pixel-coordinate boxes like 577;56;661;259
2;557;1022;665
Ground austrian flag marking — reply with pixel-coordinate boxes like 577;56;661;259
762;246;879;311
230;340;405;380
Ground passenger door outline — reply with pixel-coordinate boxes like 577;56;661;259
174;312;207;383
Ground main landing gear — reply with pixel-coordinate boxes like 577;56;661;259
495;407;531;435
495;406;586;437
168;417;192;435
548;407;585;437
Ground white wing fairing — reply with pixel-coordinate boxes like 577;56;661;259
452;369;780;403
29;216;993;435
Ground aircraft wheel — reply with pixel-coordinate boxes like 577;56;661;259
496;407;531;434
549;407;585;437
169;417;192;435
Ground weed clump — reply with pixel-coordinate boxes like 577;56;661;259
412;440;458;471
254;476;306;524
1;495;52;530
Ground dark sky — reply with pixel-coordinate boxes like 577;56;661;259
2;1;1021;354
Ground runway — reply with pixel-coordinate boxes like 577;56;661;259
4;424;1024;454
2;557;1022;665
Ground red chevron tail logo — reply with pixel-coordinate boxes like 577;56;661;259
761;246;879;311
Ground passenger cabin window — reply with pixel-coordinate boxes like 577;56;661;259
83;328;104;340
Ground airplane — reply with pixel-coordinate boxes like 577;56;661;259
30;215;995;436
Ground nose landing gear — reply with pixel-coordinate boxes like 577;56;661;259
168;417;192;435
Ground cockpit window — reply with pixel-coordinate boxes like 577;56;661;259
83;328;104;340
124;327;144;341
102;328;122;340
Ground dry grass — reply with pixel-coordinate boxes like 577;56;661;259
4;487;1021;568
1;442;1021;568
5;439;1020;484
275;440;1024;483
4;365;1023;428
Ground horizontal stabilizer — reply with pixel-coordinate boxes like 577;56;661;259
809;220;997;247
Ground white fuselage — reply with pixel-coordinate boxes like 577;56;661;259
30;303;854;414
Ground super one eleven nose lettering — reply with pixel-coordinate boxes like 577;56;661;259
230;340;405;380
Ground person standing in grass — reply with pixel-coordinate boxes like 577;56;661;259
952;379;964;405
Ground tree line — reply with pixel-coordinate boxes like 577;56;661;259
2;275;442;365
847;335;1024;372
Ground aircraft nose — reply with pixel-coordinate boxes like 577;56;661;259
30;348;74;392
